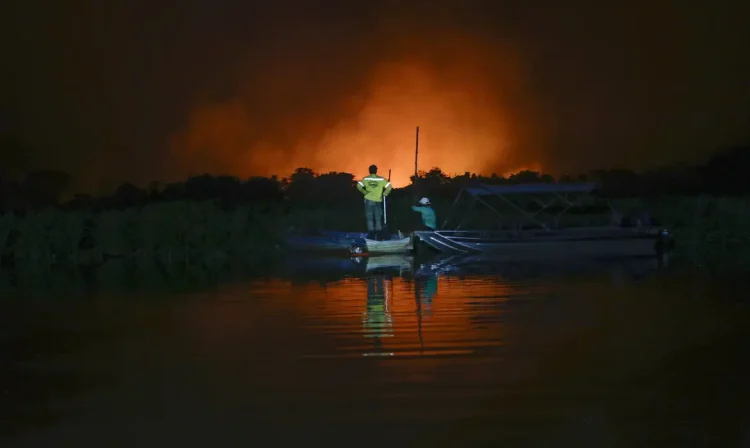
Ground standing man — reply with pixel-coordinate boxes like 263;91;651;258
356;164;392;240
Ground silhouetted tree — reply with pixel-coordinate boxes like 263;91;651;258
3;141;746;213
0;134;31;179
66;194;95;210
113;182;149;207
160;182;185;201
244;176;283;202
589;169;641;197
147;181;163;200
0;175;5;212
22;170;73;206
700;145;750;195
423;168;450;183
507;170;554;184
558;174;587;183
285;168;318;204
316;172;358;203
184;174;242;201
642;163;701;196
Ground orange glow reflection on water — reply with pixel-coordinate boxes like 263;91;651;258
263;275;516;358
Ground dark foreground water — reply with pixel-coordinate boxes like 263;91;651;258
2;255;750;447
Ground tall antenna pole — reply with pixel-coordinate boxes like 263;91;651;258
414;126;420;188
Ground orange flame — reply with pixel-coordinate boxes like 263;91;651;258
169;34;543;187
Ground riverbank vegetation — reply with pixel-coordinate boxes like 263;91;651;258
1;145;748;272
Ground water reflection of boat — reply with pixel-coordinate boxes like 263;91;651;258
360;254;413;273
284;230;413;255
414;252;665;281
282;255;364;275
281;254;413;281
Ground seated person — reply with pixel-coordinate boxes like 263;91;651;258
411;197;437;230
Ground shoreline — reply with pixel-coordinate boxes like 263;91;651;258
1;195;749;274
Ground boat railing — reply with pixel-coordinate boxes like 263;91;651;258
440;182;623;232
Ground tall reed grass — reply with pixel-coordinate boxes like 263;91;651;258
0;201;285;270
637;196;750;271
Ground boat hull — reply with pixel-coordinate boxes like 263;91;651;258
360;254;414;272
414;227;664;260
362;238;413;255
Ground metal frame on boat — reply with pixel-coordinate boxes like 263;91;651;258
414;182;671;258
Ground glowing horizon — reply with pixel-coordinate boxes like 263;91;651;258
169;34;544;187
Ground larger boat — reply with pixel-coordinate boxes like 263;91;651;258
413;182;673;259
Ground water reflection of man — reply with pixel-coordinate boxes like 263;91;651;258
415;275;438;316
413;274;437;352
363;274;394;350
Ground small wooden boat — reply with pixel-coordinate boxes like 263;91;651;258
362;254;413;272
284;230;413;255
352;237;413;256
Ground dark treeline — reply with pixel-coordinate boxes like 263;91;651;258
1;145;748;213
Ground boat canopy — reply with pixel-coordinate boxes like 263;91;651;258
463;182;598;197
442;182;607;230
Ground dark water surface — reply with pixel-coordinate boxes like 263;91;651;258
2;256;750;447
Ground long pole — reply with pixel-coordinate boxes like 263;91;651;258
383;168;391;225
414;126;420;189
414;128;423;347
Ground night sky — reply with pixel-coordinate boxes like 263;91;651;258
5;0;749;192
